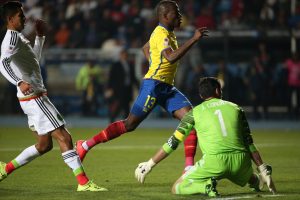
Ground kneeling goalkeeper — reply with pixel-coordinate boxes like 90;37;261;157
135;77;276;197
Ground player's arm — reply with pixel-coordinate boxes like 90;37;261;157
0;57;33;95
142;41;150;61
0;57;21;86
0;37;33;95
135;110;195;183
240;109;262;165
0;34;22;86
162;27;208;64
32;19;46;61
240;109;276;193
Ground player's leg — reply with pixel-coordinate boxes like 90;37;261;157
29;95;105;191
0;131;49;182
226;152;258;191
171;155;221;197
1;96;58;182
77;113;143;158
51;127;107;191
36;95;106;191
166;87;198;170
172;175;218;197
77;80;157;161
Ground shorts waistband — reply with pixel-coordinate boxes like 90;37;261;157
143;78;173;86
18;93;47;101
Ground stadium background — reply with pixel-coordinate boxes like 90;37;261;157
0;1;300;200
0;0;299;122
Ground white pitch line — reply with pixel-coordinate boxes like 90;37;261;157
208;194;286;200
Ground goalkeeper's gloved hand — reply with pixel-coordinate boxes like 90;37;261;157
135;158;156;183
257;163;277;194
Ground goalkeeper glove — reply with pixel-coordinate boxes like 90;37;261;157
257;163;277;194
135;158;156;183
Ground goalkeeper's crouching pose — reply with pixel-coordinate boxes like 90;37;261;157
135;77;276;197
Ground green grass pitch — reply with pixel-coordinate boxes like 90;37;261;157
0;127;300;200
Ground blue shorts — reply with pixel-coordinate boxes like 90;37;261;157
130;79;192;117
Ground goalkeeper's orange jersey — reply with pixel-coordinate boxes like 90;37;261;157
144;24;179;85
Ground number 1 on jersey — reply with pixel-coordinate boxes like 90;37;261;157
214;109;228;137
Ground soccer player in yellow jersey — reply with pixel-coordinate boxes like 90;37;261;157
76;0;208;171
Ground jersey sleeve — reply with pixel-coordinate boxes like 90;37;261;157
0;33;22;85
32;36;45;61
155;30;171;54
162;110;195;154
239;108;258;153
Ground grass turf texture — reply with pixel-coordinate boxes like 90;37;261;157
0;127;299;200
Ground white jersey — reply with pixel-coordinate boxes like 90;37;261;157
0;29;46;98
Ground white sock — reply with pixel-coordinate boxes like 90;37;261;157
15;145;40;166
82;141;89;151
62;150;82;171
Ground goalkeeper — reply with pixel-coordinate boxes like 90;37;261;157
135;77;276;197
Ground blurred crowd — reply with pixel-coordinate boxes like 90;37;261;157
179;43;300;120
4;0;295;49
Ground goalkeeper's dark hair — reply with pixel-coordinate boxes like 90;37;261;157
156;0;177;19
1;1;22;23
198;77;221;99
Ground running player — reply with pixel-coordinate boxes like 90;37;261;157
135;77;276;197
0;1;106;192
76;0;208;171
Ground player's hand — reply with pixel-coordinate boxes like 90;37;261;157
18;81;34;96
35;19;47;37
135;159;156;183
193;27;209;41
258;163;277;194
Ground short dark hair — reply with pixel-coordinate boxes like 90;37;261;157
198;77;221;99
156;0;177;18
1;1;22;23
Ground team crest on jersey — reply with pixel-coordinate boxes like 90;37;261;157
163;37;169;47
57;114;63;121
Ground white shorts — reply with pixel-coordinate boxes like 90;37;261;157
19;95;66;135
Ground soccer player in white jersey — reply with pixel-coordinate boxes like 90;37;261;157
0;1;107;192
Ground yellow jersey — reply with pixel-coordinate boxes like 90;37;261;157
144;25;179;85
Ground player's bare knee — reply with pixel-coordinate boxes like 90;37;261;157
124;121;138;132
52;128;72;145
126;125;136;132
60;133;72;144
58;136;73;149
36;143;53;154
